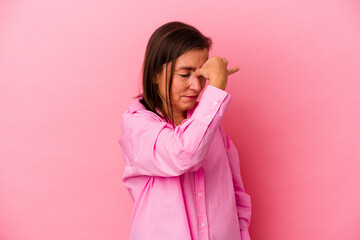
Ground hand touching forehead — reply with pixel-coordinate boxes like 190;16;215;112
174;49;209;74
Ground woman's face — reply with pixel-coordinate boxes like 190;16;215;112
157;48;209;115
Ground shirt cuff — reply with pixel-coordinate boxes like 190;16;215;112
191;85;232;127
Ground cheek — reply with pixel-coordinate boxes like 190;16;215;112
171;78;187;97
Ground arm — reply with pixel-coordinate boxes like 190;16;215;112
219;125;252;239
119;85;232;177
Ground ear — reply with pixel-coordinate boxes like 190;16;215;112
154;64;167;84
152;75;157;84
153;72;161;84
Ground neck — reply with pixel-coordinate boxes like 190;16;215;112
172;110;187;126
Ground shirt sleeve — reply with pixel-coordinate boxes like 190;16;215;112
119;85;232;177
219;125;252;239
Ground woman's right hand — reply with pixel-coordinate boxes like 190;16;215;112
194;56;240;90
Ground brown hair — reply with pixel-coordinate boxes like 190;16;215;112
137;21;212;127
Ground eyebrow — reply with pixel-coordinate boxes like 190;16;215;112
176;66;196;71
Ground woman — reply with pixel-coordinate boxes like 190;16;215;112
119;21;251;240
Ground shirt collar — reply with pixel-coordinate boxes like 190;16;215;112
127;97;198;120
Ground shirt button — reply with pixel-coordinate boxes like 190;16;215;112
198;193;203;197
212;101;218;105
201;222;206;227
206;114;211;119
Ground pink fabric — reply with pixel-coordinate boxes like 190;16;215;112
119;85;251;240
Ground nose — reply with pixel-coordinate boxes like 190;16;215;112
188;74;202;92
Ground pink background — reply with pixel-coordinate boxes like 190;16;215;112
1;0;360;239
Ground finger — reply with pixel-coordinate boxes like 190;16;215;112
194;68;202;76
227;67;240;75
223;58;228;67
194;68;208;79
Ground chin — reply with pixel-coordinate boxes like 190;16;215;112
183;102;196;110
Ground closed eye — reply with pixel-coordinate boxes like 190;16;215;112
178;73;190;78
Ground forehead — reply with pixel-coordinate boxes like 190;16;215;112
174;48;209;70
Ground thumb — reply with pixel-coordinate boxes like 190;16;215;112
227;67;240;76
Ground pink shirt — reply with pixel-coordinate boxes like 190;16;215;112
119;85;251;240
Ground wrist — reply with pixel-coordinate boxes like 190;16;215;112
208;83;226;90
209;76;227;90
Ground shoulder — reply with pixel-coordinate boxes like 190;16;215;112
121;97;168;133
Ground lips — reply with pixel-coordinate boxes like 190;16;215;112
185;95;197;99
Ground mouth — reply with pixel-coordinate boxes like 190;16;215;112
185;95;197;99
